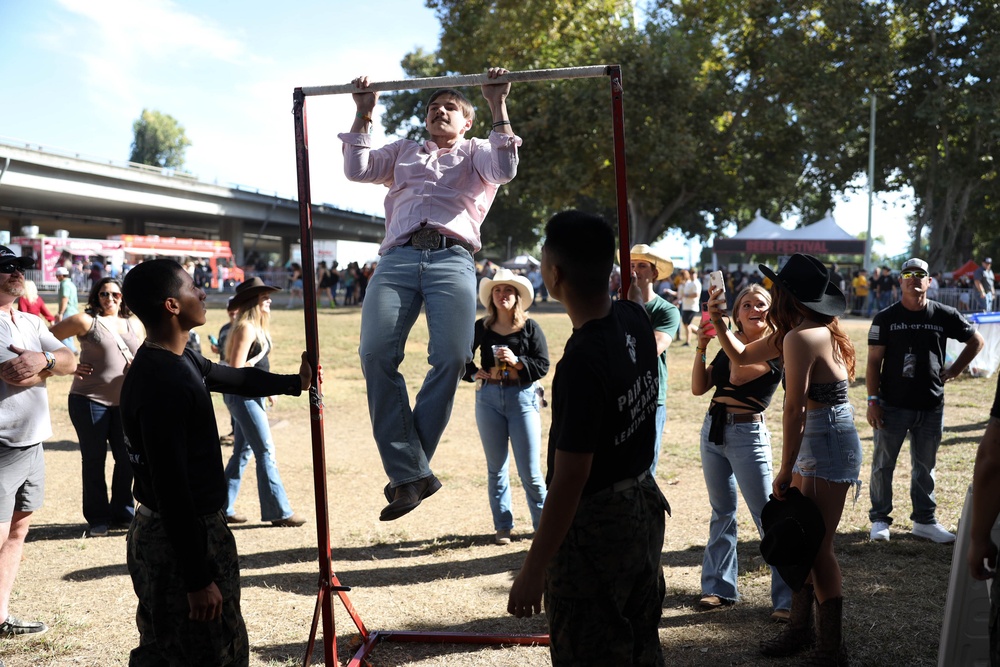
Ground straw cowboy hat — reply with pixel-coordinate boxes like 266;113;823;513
627;244;674;277
229;276;281;310
758;253;846;317
759;487;827;592
478;268;534;309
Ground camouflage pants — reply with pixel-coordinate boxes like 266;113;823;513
544;475;668;666
127;511;248;667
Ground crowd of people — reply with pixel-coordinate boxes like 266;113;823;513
642;257;999;322
3;68;1000;667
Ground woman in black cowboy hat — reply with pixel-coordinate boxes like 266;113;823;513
708;252;860;666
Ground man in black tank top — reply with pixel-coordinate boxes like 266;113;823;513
866;257;984;544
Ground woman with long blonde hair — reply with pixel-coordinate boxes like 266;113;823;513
464;269;549;545
709;254;859;665
692;284;792;620
222;278;304;527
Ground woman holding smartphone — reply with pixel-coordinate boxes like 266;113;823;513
708;254;859;665
691;284;791;620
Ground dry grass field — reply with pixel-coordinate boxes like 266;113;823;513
0;294;991;666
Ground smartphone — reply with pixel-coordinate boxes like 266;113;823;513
700;304;717;337
209;334;219;346
709;270;726;294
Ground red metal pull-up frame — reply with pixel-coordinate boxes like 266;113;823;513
292;64;631;667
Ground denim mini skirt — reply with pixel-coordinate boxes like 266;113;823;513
793;403;863;491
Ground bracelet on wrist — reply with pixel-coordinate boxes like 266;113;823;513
492;120;511;128
356;112;372;123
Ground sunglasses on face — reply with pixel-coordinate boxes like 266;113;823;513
0;263;22;274
99;291;123;300
901;271;928;280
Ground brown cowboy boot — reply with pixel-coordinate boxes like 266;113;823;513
760;583;815;657
797;596;849;666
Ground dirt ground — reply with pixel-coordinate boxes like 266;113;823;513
0;297;989;666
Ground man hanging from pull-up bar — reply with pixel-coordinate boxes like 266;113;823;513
340;67;521;521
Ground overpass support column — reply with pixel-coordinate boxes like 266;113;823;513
281;236;294;265
221;220;245;265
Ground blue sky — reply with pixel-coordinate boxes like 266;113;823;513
0;0;911;262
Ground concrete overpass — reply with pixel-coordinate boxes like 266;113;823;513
0;138;385;263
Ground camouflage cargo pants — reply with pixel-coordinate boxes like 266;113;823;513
544;475;669;666
127;511;249;667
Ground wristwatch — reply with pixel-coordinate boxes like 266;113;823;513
43;351;55;371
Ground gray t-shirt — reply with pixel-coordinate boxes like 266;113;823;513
975;266;995;296
0;310;64;447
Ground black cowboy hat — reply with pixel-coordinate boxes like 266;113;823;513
229;276;280;310
758;253;846;317
759;487;826;592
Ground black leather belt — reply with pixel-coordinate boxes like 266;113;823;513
404;228;474;254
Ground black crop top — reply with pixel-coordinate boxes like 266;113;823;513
463;318;550;384
709;350;781;412
807;378;849;405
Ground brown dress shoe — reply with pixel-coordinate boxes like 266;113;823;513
380;475;442;521
271;513;306;527
226;513;248;524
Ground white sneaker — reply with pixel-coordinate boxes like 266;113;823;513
911;522;956;544
870;521;890;542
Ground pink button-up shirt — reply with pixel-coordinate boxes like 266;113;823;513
339;131;522;255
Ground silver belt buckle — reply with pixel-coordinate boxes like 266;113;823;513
410;228;442;250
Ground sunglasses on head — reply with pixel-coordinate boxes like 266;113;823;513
99;291;123;300
901;270;928;280
0;263;22;274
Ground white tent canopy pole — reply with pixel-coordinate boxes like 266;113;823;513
300;65;612;97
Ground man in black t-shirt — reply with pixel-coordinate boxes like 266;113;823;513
120;260;311;666
507;211;669;666
874;266;898;311
866;257;984;544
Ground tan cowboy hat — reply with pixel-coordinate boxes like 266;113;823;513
230;276;280;310
626;244;674;276
478;267;534;310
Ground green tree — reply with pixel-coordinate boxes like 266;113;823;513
381;0;893;251
128;109;191;169
876;0;1000;271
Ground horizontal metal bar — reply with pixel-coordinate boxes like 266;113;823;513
300;65;612;97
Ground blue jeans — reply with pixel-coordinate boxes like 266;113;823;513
475;383;546;531
223;394;295;522
67;394;134;527
359;244;477;486
869;403;943;526
650;403;666;476
699;412;792;611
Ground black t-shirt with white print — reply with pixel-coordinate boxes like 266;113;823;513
868;300;975;411
546;300;659;495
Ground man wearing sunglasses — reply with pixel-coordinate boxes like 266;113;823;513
866;257;985;544
0;245;76;641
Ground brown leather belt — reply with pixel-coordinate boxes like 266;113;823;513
725;412;763;424
404;228;474;254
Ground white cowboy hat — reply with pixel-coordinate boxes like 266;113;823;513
479;267;534;310
626;244;674;276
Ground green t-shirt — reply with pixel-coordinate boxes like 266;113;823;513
644;294;680;405
57;279;78;318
